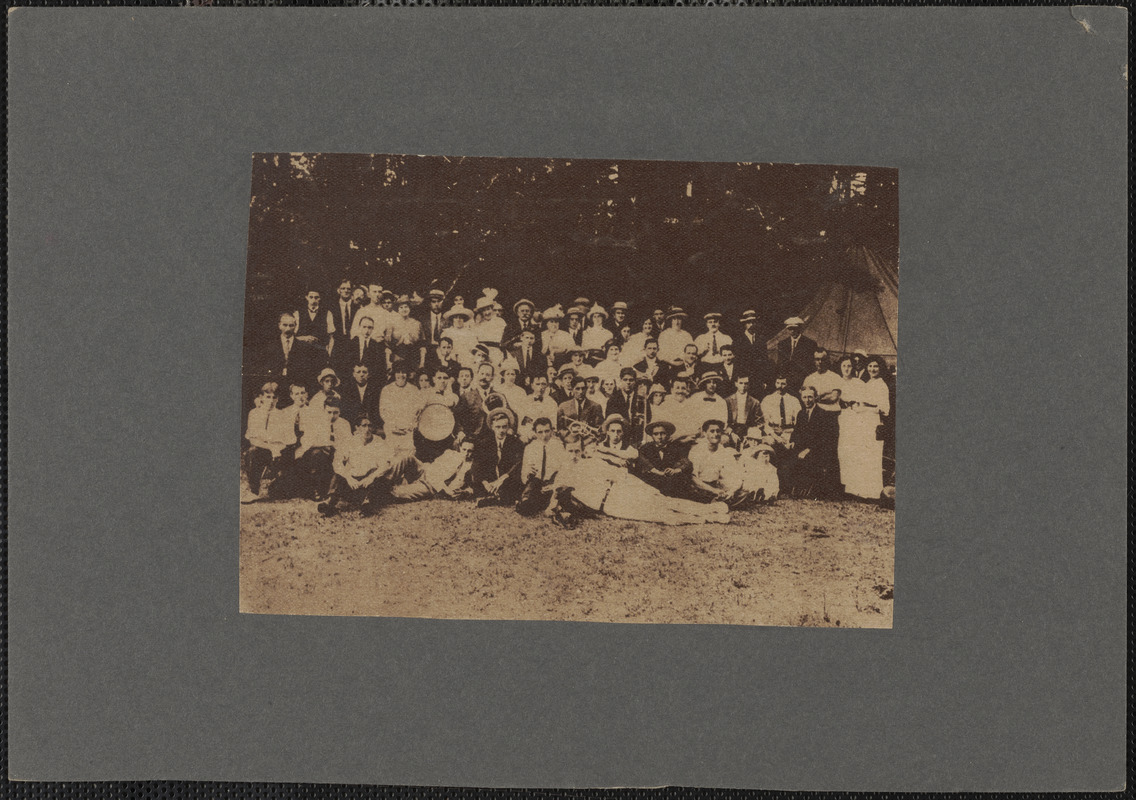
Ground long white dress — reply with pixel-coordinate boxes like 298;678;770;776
837;376;887;499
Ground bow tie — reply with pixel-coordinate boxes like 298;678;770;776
702;396;717;401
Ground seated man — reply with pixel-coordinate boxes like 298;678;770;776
760;373;802;449
785;385;841;498
471;407;525;507
391;438;477;502
340;364;381;430
557;376;604;434
518;374;559;443
242;382;298;503
515;417;564;516
686;418;743;505
634;420;695;499
294;395;353;501
317;417;418;517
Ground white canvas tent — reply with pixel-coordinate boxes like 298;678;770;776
767;245;898;366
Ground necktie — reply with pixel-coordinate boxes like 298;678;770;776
342;303;349;333
539;445;547;481
779;395;786;427
790;338;796;359
432;315;439;343
360;340;365;362
524;347;531;367
711;334;718;355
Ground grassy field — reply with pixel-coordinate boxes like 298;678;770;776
240;494;894;628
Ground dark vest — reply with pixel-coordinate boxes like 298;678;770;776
295;307;329;345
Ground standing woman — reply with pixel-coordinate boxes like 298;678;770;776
836;354;883;501
540;304;574;367
657;307;695;366
582;304;614;351
387;295;425;371
472;289;506;365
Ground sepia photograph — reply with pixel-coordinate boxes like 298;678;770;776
240;153;897;627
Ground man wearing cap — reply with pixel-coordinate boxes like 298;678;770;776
687;418;743;504
549;365;575;406
540;304;575;367
657;307;695;365
294;288;335;352
557;376;604;435
687;369;732;437
442;302;478;369
379;360;424;453
609;301;630;337
317;417;419;517
776;316;818;391
725;374;763;442
801;349;844;414
472;407;525;507
455;362;504;443
634;420;695;499
565;304;586;348
501;297;541;350
632;337;673;390
786;384;840;499
416;287;448;349
515;416;565;516
605;367;646;444
694;312;732;366
334;313;388;389
309;367;341;415
508;328;547;388
733;309;775;396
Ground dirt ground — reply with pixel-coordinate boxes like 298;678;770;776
239;495;893;627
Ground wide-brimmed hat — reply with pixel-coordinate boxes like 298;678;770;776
647;382;668;396
739;309;757;323
602;413;628;433
784;316;806;327
542;304;565;321
487;406;516;429
645;420;676;436
588;303;609;319
665;306;688;320
701;417;727;432
443;304;473;320
698;369;725;386
513;298;535;313
317;367;340;387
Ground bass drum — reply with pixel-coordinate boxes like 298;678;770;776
414;402;456;463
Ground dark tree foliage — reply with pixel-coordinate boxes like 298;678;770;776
244;153;897;342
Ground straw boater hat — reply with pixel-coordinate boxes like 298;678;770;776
611;301;629;313
701;417;727;432
571;296;591;309
566;305;587;317
381;289;396;301
602;413;628;433
512;298;535;314
588;303;609;319
698;369;725;386
556;363;578;377
744;426;765;441
739;309;757;323
471;343;492;361
443;302;473;320
665;306;688;320
427;287;446;300
704;311;723;321
317;367;340;387
645;420;676;437
784;316;805;327
854;349;868;358
542;303;565;321
751;442;775;455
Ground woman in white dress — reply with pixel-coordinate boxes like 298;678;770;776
657;308;695;365
495;358;530;414
592;341;624;384
582;304;615;351
836;354;885;500
442;303;478;369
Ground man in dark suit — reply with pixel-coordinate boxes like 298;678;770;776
632;337;673;390
339;364;382;430
501;298;542;351
724;374;764;443
786;385;840;498
416;287;447;350
454;362;504;442
775;316;818;392
423;334;463;383
508;328;548;388
634;420;696;499
262;312;323;393
335;315;387;389
330;279;358;355
557;376;604;434
605;368;646;444
472;408;525;507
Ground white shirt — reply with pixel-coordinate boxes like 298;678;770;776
694;330;733;363
582;325;614;351
803;369;844;412
420;449;473;492
447;326;480;368
245;405;297;450
686;392;730;435
379;382;424;433
657;328;694;365
688;441;739;485
655;396;700;439
760;391;802;430
350;304;391;339
522;438;566;483
335;436;395;479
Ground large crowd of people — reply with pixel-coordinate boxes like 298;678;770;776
242;280;896;526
